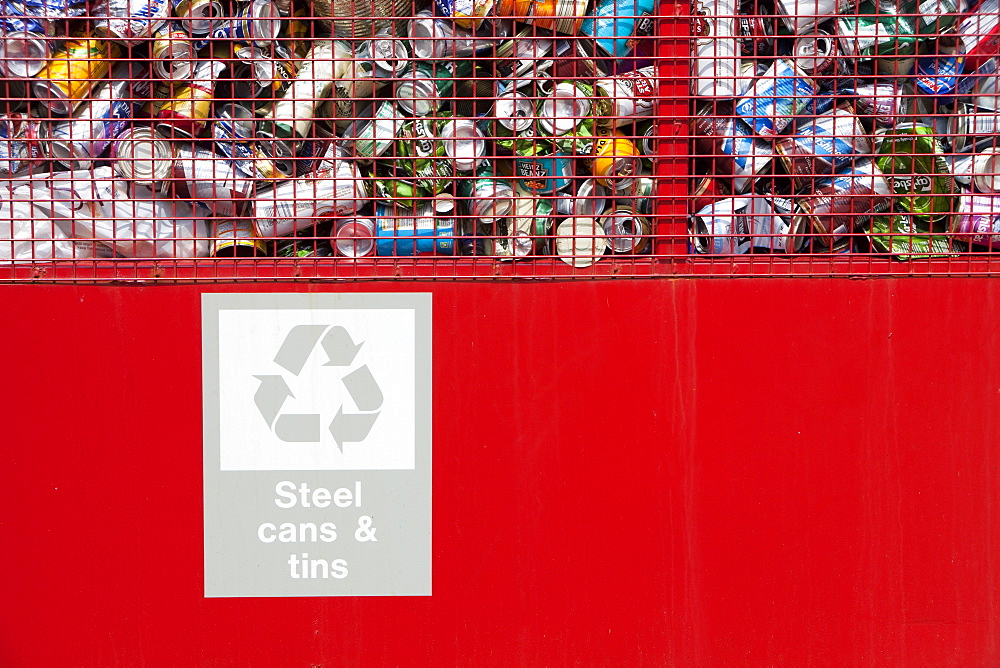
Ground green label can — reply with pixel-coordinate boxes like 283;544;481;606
875;123;956;223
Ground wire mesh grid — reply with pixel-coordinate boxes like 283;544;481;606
1;0;999;281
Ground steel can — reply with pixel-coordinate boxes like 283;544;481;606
515;149;575;194
32;38;122;116
600;207;650;253
774;108;872;189
110;125;174;185
972;148;1000;193
0;113;43;177
342;100;401;163
0;29;50;78
788;159;893;252
43;65;152;169
210;0;281;45
691;0;738;98
334;218;377;257
92;0;171;44
456;162;516;224
150;24;195;80
156;58;226;137
555;178;608;218
596;66;656;126
591;132;641;190
792;31;838;79
946;105;1000;154
267;40;347;142
254;160;368;238
775;0;854;34
213;219;266;257
375;196;457;256
734;59;817;137
439;119;487;173
172;0;223;35
951;194;1000;249
875;123;956;223
494;0;589;35
579;0;657;62
554;217;607;266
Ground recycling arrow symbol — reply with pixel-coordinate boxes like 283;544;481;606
252;325;383;449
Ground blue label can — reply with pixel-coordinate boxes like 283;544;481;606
375;199;456;256
579;0;656;63
734;58;816;137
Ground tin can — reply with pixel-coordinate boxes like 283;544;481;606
788;159;893;252
93;0;171;44
915;33;966;97
947;108;1000;153
210;0;281;45
0;113;43;177
596;66;656;126
850;82;911;128
838;10;918;77
456;162;516;223
958;0;1000;71
375;196;457;256
110;125;174;185
267;40;347;142
793;31;838;79
0;30;50;78
494;85;536;133
691;0;738;98
408;8;495;59
213;219;266;257
690;197;790;254
516;149;575;194
395;60;462;117
155;58;226;138
739;13;776;58
616;175;654;217
691;175;730;213
537;82;593;137
693;109;774;191
172;0;223;35
734;59;817;137
951;194;1000;249
591;132;641;190
439;119;486;174
434;0;493;29
334;218;377;257
42;64;151;169
972;148;1000;193
505;189;554;257
775;0;854;34
774;108;872;189
151;24;195;80
32;38;122;116
494;0;589;35
600;207;650;253
579;0;657;62
555;178;608;218
254;160;369;238
554;217;608;266
875;123;956;222
342;100;401;163
227;45;297;103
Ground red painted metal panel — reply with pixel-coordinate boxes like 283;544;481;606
0;279;998;665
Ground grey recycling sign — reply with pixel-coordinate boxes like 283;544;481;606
253;325;384;448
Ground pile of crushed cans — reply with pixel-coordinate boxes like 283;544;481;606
691;0;1000;257
0;0;658;263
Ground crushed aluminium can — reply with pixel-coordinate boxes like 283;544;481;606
874;123;957;223
734;58;817;137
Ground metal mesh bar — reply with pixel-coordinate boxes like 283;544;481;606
0;0;998;281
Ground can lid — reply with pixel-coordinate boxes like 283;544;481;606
249;0;281;42
371;38;408;74
0;31;48;78
539;83;592;135
395;77;439;116
555;217;607;267
440;119;485;172
496;92;535;132
31;80;73;116
335;218;377;258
